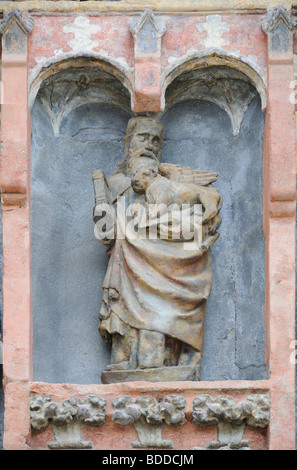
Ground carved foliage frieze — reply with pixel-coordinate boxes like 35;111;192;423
112;395;186;449
30;395;107;449
192;394;270;449
30;393;270;450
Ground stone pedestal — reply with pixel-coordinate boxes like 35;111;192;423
101;366;197;384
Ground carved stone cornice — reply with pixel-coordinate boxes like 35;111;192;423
0;9;34;36
262;5;296;53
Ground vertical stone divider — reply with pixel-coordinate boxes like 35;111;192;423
0;10;34;450
130;8;166;113
262;6;296;450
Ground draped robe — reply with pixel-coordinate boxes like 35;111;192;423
99;177;213;352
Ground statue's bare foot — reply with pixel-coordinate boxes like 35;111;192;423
105;362;129;371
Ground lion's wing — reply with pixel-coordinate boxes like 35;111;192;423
158;163;218;186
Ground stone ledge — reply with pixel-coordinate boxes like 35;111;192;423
0;1;293;15
30;380;271;398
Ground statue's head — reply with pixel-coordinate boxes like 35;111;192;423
115;116;163;176
131;167;158;195
125;116;163;162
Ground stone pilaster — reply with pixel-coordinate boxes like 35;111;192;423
262;5;296;450
0;9;34;450
130;9;166;112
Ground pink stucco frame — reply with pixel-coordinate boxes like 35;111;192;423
0;8;295;450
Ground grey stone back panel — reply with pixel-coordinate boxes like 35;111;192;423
161;97;267;381
31;101;131;383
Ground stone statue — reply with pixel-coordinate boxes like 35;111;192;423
92;116;222;383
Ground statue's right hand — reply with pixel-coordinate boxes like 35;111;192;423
93;203;116;245
93;202;113;223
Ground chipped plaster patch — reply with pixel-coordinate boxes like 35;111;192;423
230;48;241;55
63;16;102;52
54;49;65;56
35;56;47;65
34;49;65;67
200;15;230;49
167;49;198;65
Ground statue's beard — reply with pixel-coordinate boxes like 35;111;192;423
140;150;158;160
127;156;159;177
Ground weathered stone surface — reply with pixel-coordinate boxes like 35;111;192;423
95;116;222;382
3;382;31;450
130;8;166;53
192;393;270;449
0;10;33;56
262;5;296;53
1;6;33;450
0;10;34;36
37;66;131;137
264;6;296;449
130;9;166;111
112;394;186;448
3;1;294;14
165;66;258;136
30;395;107;449
27;382;271;450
